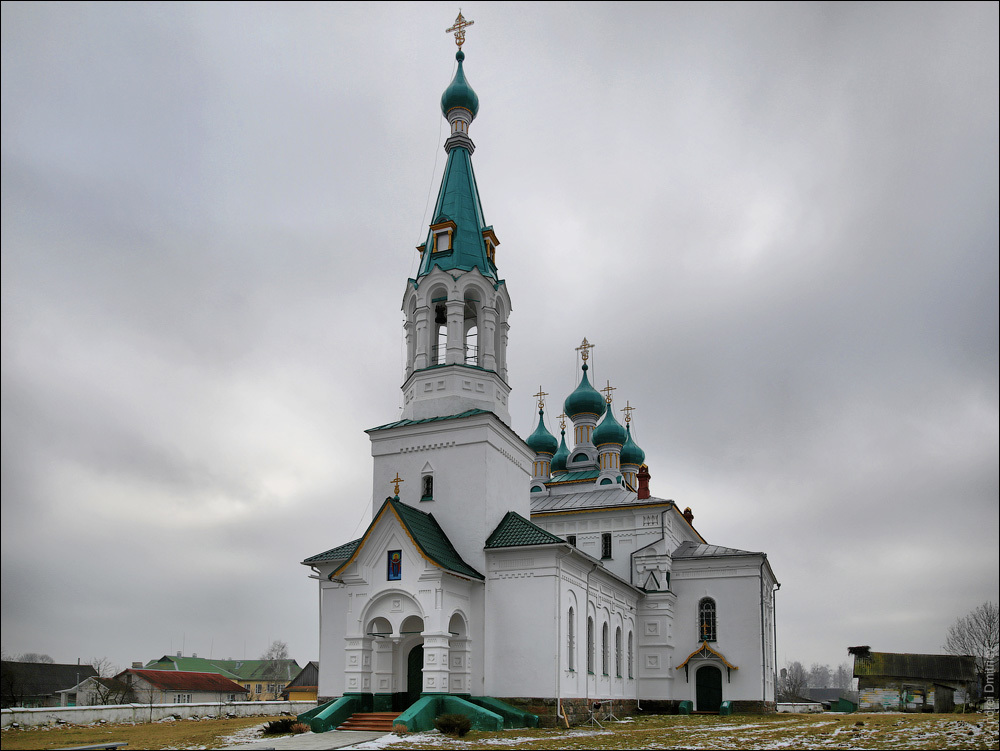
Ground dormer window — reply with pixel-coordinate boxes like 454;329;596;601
482;227;499;265
429;220;457;253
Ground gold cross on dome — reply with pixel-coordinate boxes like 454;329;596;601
391;473;404;496
557;412;568;430
576;337;594;362
621;401;635;424
533;387;548;410
446;10;475;48
601;381;616;404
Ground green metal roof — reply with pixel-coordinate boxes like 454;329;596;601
366;408;492;433
485;511;565;548
593;404;627;447
440;50;479;118
141;655;300;682
551;429;570;472
418;142;496;280
526;408;558;455
545;469;601;486
852;652;976;682
302;538;362;564
333;497;483;581
564;363;606;419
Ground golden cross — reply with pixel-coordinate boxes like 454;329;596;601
601;381;616;404
533;387;548;410
576;337;594;362
446;10;475;48
391;473;404;496
621;401;635;424
557;412;568;430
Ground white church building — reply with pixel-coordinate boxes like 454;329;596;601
302;24;779;724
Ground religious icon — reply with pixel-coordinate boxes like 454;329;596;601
387;550;402;581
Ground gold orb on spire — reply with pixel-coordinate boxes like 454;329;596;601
391;473;404;497
533;387;548;411
576;337;595;362
446;9;475;48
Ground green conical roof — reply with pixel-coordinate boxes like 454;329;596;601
593;404;627;447
526;408;558;455
620;423;645;465
440;50;479;118
563;363;606;419
551;428;570;472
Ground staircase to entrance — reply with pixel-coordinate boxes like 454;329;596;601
336;712;399;732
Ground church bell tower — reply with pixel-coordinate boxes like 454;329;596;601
399;27;512;425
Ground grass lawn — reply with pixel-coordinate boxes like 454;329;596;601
365;712;999;750
0;713;289;750
1;712;996;750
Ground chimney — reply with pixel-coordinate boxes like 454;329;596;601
192;652;197;658
637;464;651;500
132;662;143;668
682;507;694;525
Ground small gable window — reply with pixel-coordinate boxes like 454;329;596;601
699;597;717;642
387;550;402;581
601;532;612;559
566;534;577;547
421;475;434;501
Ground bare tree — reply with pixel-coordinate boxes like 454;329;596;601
808;663;832;689
833;662;853;691
260;640;289;701
778;661;809;700
86;658;131;705
14;653;54;663
944;601;999;679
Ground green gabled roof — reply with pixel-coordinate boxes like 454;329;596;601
485;511;565;548
302;538;362;564
418;145;496;280
333;497;483;581
366;408;492;433
545;469;601;486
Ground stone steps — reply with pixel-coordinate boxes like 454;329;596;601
337;711;399;732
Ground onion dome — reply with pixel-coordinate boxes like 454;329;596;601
620;424;646;466
526;409;558;455
563;363;606;419
441;50;480;119
593;406;628;447
551;428;570;472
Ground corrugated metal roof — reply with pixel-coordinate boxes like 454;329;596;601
673;541;761;558
853;652;977;681
125;669;249;693
531;489;669;513
545;469;601;485
485;511;565;548
302;538;362;564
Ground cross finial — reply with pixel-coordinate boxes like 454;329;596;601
621;401;635;424
601;381;616;404
557;412;568;430
391;473;404;496
533;387;548;410
576;337;595;362
446;10;475;48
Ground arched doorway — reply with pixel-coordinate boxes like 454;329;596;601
406;644;424;707
696;665;723;712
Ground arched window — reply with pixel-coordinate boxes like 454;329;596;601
615;626;622;678
602;622;609;676
433;301;447;365
567;607;575;671
699;597;717;642
587;617;594;674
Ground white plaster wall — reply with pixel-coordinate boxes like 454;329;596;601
671;555;772;704
317;579;348;699
369;414;532;572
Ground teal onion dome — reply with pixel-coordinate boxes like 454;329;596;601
593;406;628;447
526;409;558;455
620;424;646;466
441;50;480;118
563;363;606;419
551;429;570;472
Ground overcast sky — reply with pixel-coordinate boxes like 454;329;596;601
2;2;997;678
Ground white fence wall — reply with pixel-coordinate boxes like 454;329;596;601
1;699;316;728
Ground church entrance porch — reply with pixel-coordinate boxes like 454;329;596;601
406;645;424;707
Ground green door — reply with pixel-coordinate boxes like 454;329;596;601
696;665;723;712
406;645;424;707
